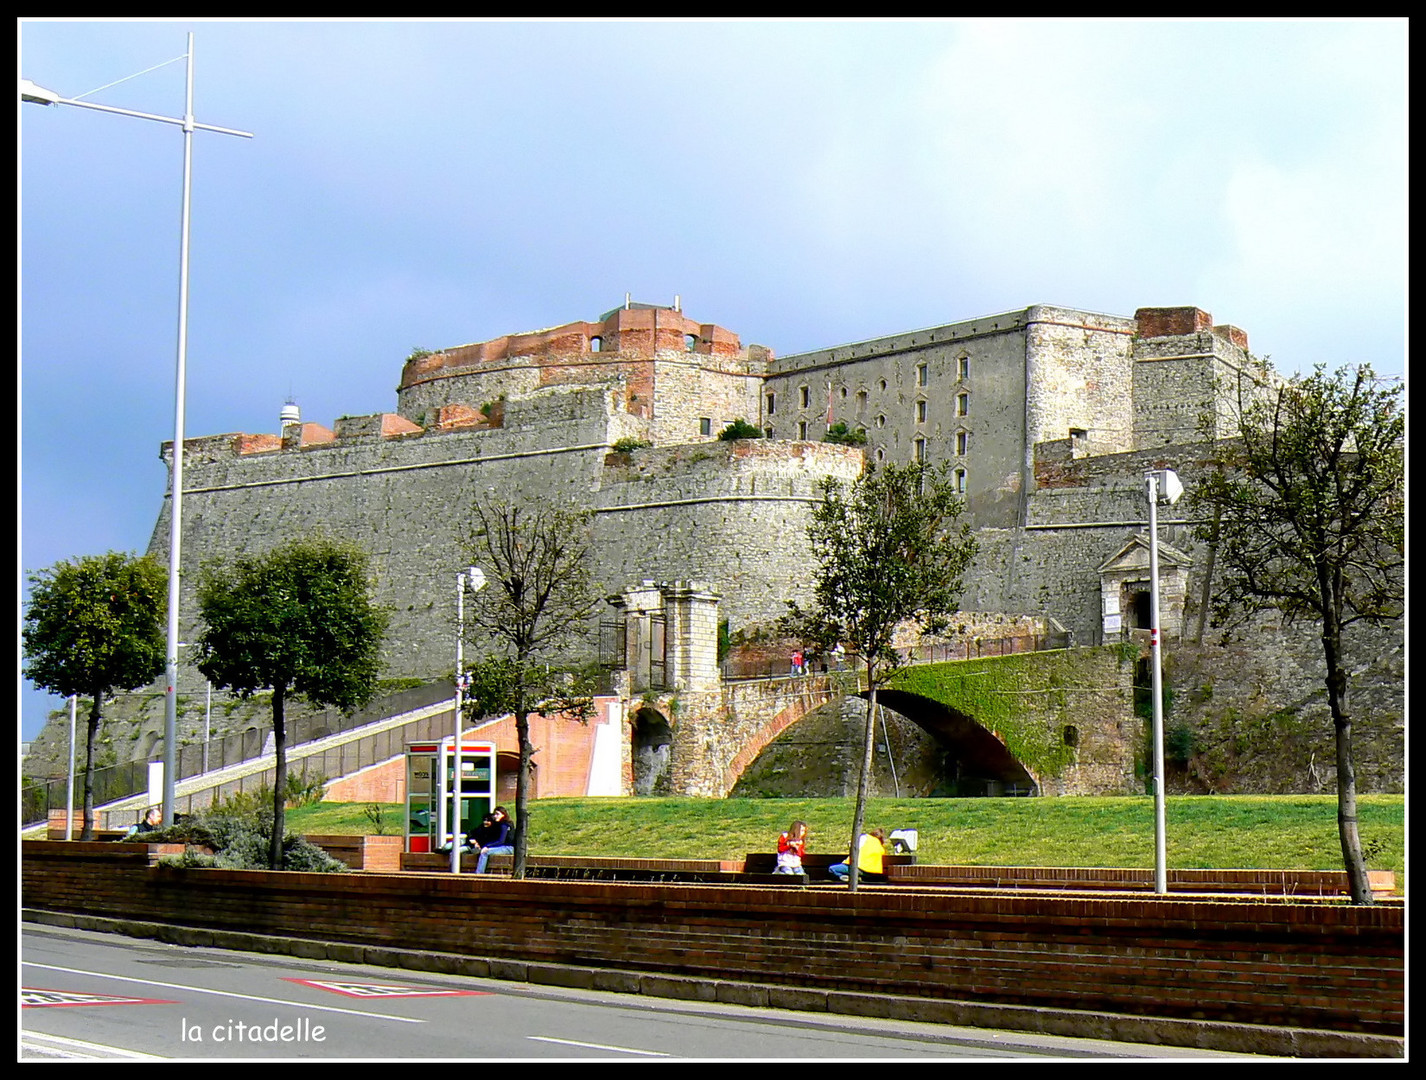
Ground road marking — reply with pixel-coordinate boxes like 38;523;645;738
24;986;175;1008
285;978;489;999
21;1032;167;1060
24;962;424;1024
527;1036;671;1056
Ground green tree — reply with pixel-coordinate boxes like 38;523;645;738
22;552;167;839
460;500;603;878
192;536;389;868
823;421;868;446
1191;363;1403;904
717;418;764;441
782;461;977;889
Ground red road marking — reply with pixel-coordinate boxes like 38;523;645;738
283;979;489;999
23;987;176;1008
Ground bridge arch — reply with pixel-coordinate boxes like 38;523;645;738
711;647;1136;798
865;687;1039;796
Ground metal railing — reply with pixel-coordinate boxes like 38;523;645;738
23;681;453;826
720;630;1071;682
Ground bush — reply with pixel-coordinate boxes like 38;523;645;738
823;422;868;446
611;436;653;453
145;788;347;872
718;419;764;441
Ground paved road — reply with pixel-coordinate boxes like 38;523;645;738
21;924;1269;1061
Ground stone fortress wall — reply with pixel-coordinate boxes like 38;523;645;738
126;297;1399;796
0;290;1375;803
147;299;1276;688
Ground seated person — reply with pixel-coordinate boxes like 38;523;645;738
473;806;514;874
123;807;162;839
828;828;887;883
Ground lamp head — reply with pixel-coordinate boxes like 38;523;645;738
21;79;62;106
1146;468;1183;506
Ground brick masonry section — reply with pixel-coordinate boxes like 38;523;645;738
22;842;1403;1038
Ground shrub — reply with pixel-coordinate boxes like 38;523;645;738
612;436;653;453
823;421;868;446
144;787;347;872
718;419;764;441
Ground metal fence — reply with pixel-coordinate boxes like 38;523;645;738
720;629;1072;682
23;681;453;827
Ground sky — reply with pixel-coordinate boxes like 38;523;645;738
18;18;1408;741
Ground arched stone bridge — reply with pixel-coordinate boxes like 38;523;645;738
655;645;1140;797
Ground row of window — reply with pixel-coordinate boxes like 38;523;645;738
765;357;971;412
768;390;970;419
590;334;702;353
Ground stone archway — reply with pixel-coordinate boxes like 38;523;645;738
632;706;674;795
873;688;1039;796
729;689;1039;798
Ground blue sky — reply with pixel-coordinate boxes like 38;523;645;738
18;18;1408;741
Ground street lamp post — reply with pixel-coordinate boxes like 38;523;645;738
1145;467;1183;894
23;36;253;826
452;566;486;874
65;695;77;841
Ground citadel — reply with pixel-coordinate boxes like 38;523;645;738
154;300;1254;669
31;298;1399;803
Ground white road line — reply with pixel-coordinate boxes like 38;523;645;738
23;962;425;1024
527;1036;671;1056
21;1032;168;1060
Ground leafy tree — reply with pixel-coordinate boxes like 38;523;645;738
1191;363;1403;904
718;418;764;441
823;421;868;446
22;552;167;839
782;461;977;889
460;500;603;877
192;536;389;868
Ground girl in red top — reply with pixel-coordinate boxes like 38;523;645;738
774;820;809;874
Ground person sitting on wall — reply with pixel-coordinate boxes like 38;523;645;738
828;828;887;883
122;807;162;839
473;805;514;874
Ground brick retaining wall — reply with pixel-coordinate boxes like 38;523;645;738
22;841;1402;1037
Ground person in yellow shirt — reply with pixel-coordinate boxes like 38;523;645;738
829;828;886;883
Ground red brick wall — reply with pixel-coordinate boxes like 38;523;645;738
1135;307;1213;338
21;842;1402;1036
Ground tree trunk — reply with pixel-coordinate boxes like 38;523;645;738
81;695;101;841
513;709;531;879
270;684;287;870
847;667;878;893
1322;605;1373;904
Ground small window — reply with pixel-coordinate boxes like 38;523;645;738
916;400;927;424
957;355;970;380
856;390;868;411
798;420;808;440
685;334;698;351
800;385;810;409
916;364;928;387
766;393;776;415
953;467;967;494
879;378;888;392
914;437;927;462
875;414;886;428
875;447;885;462
699;417;712;436
590;336;603;352
1069;427;1087;443
956;392;969;417
956;430;969;456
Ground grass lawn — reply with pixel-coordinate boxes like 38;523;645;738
287;794;1404;884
